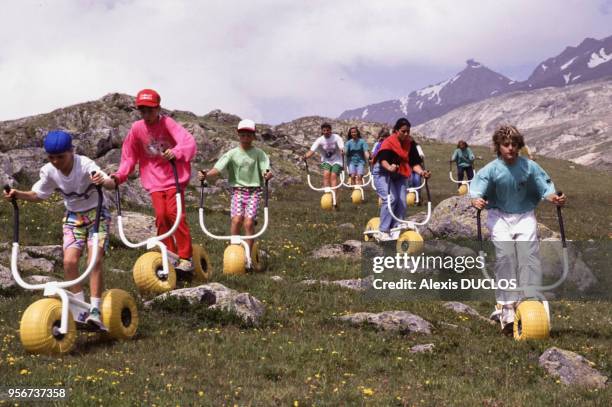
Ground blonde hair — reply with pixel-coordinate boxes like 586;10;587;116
492;125;525;156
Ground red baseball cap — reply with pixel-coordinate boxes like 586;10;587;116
135;89;161;107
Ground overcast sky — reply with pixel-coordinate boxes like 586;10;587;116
1;0;611;124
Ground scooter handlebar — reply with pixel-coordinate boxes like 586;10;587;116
4;185;19;243
556;191;566;247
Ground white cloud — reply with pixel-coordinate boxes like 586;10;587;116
0;0;611;123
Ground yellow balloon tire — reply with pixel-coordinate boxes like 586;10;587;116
514;301;550;340
321;193;334;211
396;231;424;255
133;251;177;295
252;242;268;273
364;217;381;242
223;244;246;275
20;298;76;355
351;190;363;205
192;244;213;283
406;191;417;206
101;289;139;340
458;184;468;195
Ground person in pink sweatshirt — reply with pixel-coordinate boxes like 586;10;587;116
112;89;197;279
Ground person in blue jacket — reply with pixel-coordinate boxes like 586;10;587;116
470;125;566;334
450;140;475;181
344;127;369;185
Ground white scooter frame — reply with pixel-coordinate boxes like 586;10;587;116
113;160;183;280
406;176;427;205
198;176;270;269
4;181;103;335
363;175;432;240
341;166;372;202
304;158;345;207
449;159;477;194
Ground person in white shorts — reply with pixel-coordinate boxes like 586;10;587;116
303;123;344;195
470;125;566;334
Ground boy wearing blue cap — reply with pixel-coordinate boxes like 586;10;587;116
3;131;116;329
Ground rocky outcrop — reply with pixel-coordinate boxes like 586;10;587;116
0;264;15;290
539;347;608;388
111;211;157;242
311;240;362;259
339;311;432;334
301;276;373;291
145;283;265;325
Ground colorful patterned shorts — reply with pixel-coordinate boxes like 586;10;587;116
62;207;111;252
230;187;262;219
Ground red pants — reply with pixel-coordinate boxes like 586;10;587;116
150;187;192;259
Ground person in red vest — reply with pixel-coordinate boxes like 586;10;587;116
371;118;431;240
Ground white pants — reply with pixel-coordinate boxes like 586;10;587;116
487;209;542;304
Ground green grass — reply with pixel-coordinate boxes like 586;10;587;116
0;146;610;406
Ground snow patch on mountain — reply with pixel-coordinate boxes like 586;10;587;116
399;96;410;115
588;47;612;68
361;108;369;119
561;57;577;70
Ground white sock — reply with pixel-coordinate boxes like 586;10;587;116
90;297;101;310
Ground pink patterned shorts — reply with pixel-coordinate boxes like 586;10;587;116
230;187;262;219
62;207;111;252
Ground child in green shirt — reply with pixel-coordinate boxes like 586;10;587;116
198;119;273;252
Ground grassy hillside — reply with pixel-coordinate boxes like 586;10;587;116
0;141;610;406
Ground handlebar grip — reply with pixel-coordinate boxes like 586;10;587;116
3;185;10;193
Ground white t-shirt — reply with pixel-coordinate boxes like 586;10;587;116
32;154;108;212
310;134;344;165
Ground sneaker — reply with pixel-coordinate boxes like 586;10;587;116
175;258;195;282
175;258;194;272
85;308;107;331
377;231;395;241
500;305;516;335
489;304;502;322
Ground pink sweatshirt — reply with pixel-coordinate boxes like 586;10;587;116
114;116;197;192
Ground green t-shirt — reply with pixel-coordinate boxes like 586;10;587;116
213;146;270;187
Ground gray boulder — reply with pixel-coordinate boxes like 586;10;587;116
443;301;481;317
111;211;156;242
145;282;265;325
300;276;373;291
540;238;597;291
0;264;15;290
0;250;55;274
339;310;432;334
410;343;435;353
539;347;608;388
312;240;362;259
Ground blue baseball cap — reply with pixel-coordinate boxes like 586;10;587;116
43;131;73;154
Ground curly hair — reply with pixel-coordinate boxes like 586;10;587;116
492;125;525;156
457;140;468;149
